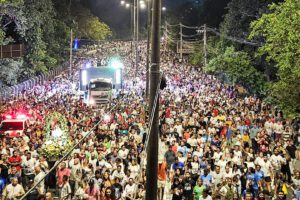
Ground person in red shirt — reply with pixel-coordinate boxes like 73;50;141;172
158;159;167;200
165;107;171;118
7;151;22;172
56;162;70;188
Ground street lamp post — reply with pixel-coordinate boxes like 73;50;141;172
121;0;139;76
146;0;161;199
145;0;152;99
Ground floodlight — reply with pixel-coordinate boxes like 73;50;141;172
82;70;87;86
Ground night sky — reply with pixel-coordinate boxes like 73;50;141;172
85;0;206;38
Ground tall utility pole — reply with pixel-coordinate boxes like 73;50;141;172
135;0;139;76
180;23;183;60
203;24;207;67
69;29;73;78
146;0;161;200
133;0;136;43
146;0;152;99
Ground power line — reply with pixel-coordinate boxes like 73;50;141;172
165;23;263;46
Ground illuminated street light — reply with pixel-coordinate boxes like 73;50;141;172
120;0;125;5
140;2;146;10
139;0;145;4
125;3;130;8
162;6;166;11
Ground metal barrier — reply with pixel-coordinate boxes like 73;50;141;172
0;63;69;100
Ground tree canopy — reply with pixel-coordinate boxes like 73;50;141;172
249;0;300;115
73;5;112;40
204;46;266;94
0;0;111;87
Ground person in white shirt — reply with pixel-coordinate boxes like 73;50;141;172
118;145;129;160
212;148;223;163
69;158;82;192
128;159;140;179
111;165;126;180
259;155;273;193
223;166;233;179
21;152;36;177
122;178;136;199
233;145;242;166
270;148;285;173
212;166;223;191
2;178;25;200
34;165;46;195
199;189;212;200
273;121;284;140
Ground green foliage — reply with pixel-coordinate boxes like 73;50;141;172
0;29;4;45
188;47;204;67
0;0;23;6
249;0;300;115
73;5;112;40
0;58;23;86
204;47;267;93
0;0;112;87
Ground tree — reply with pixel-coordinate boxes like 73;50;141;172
73;4;111;40
0;58;23;86
0;0;112;86
249;0;300;115
204;46;266;94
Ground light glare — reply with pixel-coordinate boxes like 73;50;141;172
140;3;146;10
116;69;121;84
104;114;110;121
82;70;87;86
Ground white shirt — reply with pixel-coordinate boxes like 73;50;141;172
3;184;25;199
213;152;223;163
34;171;46;194
259;160;272;177
21;158;36;175
212;171;223;185
199;195;212;200
123;184;136;198
270;154;284;170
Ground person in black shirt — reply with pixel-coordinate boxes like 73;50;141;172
171;178;183;200
111;177;123;199
27;179;40;200
286;140;297;174
182;172;195;200
0;156;8;183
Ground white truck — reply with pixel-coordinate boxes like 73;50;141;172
86;78;113;105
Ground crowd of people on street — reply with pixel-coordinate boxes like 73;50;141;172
0;40;299;200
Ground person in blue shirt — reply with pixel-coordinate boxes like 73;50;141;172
178;141;189;157
200;169;212;189
254;165;264;197
172;158;185;175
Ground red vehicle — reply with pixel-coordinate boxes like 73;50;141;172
0;114;28;138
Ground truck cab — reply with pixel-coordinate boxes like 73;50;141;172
87;78;113;105
0;116;28;138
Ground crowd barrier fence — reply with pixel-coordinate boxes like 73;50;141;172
0;63;69;100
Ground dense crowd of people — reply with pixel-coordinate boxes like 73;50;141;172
0;40;299;200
